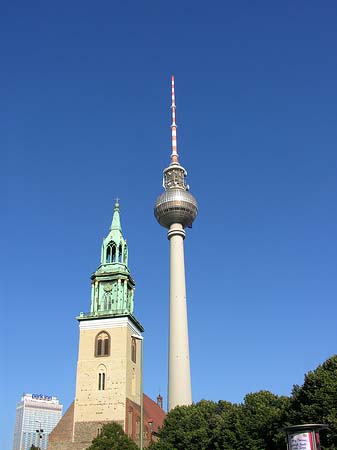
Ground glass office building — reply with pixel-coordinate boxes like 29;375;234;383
12;393;63;450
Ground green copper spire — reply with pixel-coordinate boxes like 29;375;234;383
79;200;136;319
110;198;122;232
101;198;128;268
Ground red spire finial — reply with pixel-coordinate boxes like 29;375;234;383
171;75;179;164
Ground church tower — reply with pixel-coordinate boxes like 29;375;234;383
49;201;143;450
48;200;165;450
73;199;144;442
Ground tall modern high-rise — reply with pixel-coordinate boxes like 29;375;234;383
154;76;198;410
12;393;62;450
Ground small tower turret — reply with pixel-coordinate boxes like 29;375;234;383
100;199;129;272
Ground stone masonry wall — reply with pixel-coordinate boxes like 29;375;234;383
48;402;124;450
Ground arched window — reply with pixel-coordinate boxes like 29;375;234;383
98;372;105;390
95;331;110;357
128;409;133;437
135;418;140;439
118;244;123;262
106;241;116;263
97;365;106;391
102;284;113;311
131;337;136;363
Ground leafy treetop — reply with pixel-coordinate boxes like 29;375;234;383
86;422;138;450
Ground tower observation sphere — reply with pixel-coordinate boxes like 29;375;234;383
154;76;197;411
154;181;198;229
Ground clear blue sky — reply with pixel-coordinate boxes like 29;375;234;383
2;1;337;448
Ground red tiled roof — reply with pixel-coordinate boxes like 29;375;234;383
143;394;166;433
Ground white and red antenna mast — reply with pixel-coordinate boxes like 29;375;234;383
171;75;179;164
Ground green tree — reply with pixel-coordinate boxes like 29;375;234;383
208;400;241;450
150;356;337;450
30;446;39;450
150;393;289;450
289;355;337;450
208;391;289;450
236;391;289;450
150;400;224;450
86;422;138;450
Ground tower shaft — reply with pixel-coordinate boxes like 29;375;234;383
168;224;192;409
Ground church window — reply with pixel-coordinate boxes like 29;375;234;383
95;331;110;357
118;244;123;262
128;409;133;436
102;291;112;311
106;241;116;263
104;338;109;355
106;246;111;263
131;337;136;363
135;418;140;439
98;372;105;390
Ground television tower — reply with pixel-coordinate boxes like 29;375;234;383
154;76;198;410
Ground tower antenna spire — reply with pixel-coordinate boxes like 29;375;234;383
171;75;179;164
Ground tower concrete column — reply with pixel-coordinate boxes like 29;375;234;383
167;223;191;410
